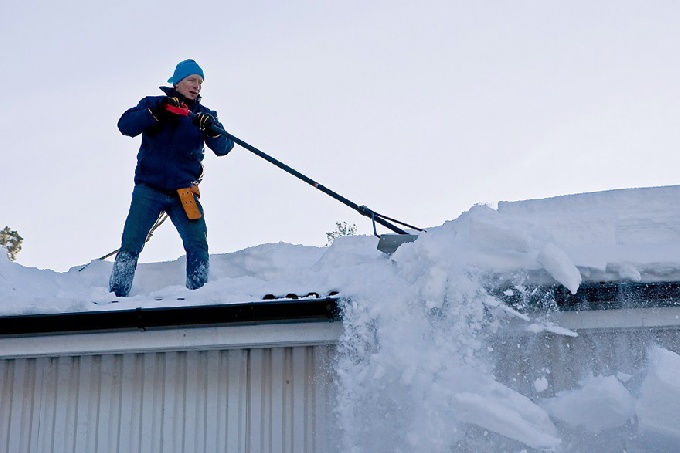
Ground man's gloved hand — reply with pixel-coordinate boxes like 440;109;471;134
150;96;184;122
195;112;219;135
164;96;183;109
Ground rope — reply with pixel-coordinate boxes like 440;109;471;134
78;212;169;271
373;212;426;232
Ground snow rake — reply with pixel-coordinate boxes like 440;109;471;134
215;128;421;253
170;105;424;253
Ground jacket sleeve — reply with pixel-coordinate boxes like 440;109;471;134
204;110;235;156
117;97;159;138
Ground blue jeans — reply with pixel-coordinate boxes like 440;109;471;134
109;184;209;296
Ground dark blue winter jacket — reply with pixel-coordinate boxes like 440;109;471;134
118;87;234;191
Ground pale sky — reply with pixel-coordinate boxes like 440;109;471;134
3;1;680;271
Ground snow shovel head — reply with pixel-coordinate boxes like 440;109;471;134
377;234;418;254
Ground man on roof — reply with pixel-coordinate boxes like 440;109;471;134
109;59;234;297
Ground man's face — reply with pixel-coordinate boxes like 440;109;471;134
175;74;203;100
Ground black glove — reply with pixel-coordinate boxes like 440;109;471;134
150;96;184;122
195;112;219;134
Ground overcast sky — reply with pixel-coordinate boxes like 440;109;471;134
3;1;680;271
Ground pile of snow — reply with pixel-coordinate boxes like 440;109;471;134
636;347;680;445
3;185;680;451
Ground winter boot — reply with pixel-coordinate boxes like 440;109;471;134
109;250;139;297
186;254;209;290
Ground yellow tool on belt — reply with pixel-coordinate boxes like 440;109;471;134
176;185;202;219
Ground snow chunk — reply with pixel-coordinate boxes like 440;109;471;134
452;382;561;451
636;347;680;442
542;374;635;433
536;243;581;294
614;262;642;281
534;377;549;393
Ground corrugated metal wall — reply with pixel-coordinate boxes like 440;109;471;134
0;346;338;453
492;326;680;396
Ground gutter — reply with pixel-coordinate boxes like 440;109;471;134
0;297;340;337
490;280;680;311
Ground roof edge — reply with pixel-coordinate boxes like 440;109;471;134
0;298;340;337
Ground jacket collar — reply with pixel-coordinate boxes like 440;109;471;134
159;86;201;106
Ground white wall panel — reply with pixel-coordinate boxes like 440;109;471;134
0;345;337;453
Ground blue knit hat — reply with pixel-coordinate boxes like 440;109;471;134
167;59;204;85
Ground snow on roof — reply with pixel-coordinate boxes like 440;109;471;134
4;185;680;450
3;185;680;317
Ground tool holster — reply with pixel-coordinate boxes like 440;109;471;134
176;185;202;220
